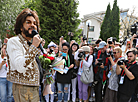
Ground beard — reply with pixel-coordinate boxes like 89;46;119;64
22;27;34;38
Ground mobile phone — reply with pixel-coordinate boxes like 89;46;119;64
60;52;67;57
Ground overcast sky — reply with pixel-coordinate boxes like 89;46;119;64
77;0;138;19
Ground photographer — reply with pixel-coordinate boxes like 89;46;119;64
79;36;87;48
103;47;123;102
77;46;93;102
94;41;110;102
116;48;138;102
130;34;138;48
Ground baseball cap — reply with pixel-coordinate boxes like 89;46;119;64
98;41;107;49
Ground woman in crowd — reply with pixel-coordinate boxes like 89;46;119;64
56;42;74;102
103;47;123;102
68;42;79;102
0;43;13;102
77;46;93;102
87;45;95;101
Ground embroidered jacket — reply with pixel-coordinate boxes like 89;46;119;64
6;34;41;86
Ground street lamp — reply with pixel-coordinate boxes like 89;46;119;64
87;23;90;43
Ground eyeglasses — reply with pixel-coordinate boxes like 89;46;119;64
72;45;77;48
62;49;68;51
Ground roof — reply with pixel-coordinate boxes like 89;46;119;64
82;8;129;22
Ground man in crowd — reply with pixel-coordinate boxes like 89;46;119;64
94;41;109;102
7;8;42;101
116;48;138;102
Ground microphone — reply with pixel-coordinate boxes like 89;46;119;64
32;30;45;54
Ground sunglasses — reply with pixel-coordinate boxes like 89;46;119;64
113;52;117;54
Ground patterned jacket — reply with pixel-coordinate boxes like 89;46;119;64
7;34;41;86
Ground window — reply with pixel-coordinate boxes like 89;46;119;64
89;26;94;32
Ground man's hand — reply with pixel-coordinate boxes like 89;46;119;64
119;63;126;69
100;63;104;68
95;59;98;65
32;34;41;47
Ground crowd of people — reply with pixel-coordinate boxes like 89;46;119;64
1;8;138;102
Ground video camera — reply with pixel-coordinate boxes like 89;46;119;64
108;37;117;45
97;58;103;66
78;51;85;61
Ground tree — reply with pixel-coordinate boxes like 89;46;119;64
120;7;138;40
109;0;120;41
36;0;81;47
0;0;24;40
100;3;111;41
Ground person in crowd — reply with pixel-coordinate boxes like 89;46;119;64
70;40;76;47
68;42;79;102
77;46;93;102
123;40;131;59
45;41;57;102
93;41;110;102
103;47;123;102
56;42;74;102
130;34;138;48
114;42;121;48
40;38;47;54
0;43;13;102
87;45;95;102
59;36;67;51
79;37;88;48
116;48;138;102
93;39;102;55
6;8;42;102
47;41;57;57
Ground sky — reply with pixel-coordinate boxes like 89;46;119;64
77;0;138;19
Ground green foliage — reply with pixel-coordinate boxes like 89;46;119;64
100;0;120;41
0;0;24;40
100;3;111;41
109;0;120;41
35;0;81;47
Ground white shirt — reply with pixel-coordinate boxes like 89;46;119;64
0;57;7;78
78;54;93;75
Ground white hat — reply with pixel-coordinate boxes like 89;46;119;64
78;46;90;52
48;41;57;48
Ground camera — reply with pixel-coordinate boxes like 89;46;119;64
117;59;128;65
106;48;113;57
78;51;85;61
97;58;103;66
108;37;117;44
94;48;99;53
82;35;87;41
131;22;138;35
106;50;113;57
50;48;54;53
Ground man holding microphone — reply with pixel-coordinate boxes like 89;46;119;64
7;8;42;102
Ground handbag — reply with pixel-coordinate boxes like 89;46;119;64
80;56;94;84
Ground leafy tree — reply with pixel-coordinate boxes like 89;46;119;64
0;0;24;40
109;0;120;41
36;0;81;47
100;3;111;41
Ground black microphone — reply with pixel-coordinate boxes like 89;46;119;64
32;30;45;54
